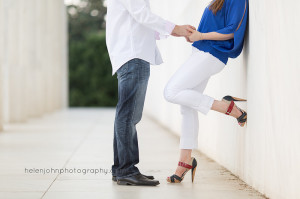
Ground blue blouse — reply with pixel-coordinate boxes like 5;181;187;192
192;0;249;65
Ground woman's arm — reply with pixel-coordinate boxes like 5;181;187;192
189;30;234;42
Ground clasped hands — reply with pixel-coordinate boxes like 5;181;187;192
171;25;203;43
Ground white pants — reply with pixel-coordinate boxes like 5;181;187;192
164;47;225;149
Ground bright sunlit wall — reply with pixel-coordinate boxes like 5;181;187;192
145;0;300;199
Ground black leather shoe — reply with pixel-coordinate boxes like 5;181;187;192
112;174;154;182
116;173;160;186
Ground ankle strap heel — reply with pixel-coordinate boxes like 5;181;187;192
222;95;247;127
167;157;197;183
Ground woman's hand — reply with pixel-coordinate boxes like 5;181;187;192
171;25;196;37
188;30;203;42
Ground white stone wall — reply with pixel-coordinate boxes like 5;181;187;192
0;0;68;128
145;0;300;198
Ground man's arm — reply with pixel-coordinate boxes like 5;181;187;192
120;0;194;37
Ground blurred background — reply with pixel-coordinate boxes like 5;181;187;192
0;0;117;125
66;0;118;107
0;0;300;199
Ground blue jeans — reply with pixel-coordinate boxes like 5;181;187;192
112;58;150;178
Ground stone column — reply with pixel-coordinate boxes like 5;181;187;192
0;0;3;130
36;0;47;116
0;0;68;129
7;0;24;123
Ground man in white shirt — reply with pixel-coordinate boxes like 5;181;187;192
106;0;195;186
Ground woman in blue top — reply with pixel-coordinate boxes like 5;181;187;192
164;0;249;183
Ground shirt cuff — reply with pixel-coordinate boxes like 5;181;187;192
155;31;160;40
155;21;175;40
166;21;176;35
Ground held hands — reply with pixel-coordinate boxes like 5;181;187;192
171;25;196;38
171;25;203;43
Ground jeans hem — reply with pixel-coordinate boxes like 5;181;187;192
116;171;141;179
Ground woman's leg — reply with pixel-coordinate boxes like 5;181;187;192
179;77;209;150
164;48;243;119
164;49;219;178
165;48;243;179
174;78;210;177
164;49;225;115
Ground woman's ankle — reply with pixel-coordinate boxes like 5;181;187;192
179;149;192;163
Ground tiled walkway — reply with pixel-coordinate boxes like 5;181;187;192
0;108;266;199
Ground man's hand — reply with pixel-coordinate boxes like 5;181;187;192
171;25;196;37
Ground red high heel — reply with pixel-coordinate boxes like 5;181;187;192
166;157;197;183
222;95;247;127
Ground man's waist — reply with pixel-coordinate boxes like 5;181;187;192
107;37;156;54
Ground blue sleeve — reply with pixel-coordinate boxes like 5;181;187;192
213;0;248;57
216;0;247;35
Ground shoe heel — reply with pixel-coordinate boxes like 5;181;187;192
191;166;197;183
232;97;246;101
167;157;197;183
191;157;197;183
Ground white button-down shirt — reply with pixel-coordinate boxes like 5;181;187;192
106;0;175;75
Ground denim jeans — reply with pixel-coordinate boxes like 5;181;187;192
112;58;150;178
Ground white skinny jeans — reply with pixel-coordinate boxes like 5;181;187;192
164;47;225;149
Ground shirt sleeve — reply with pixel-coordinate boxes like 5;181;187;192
216;0;247;35
119;0;175;39
154;22;176;40
211;0;248;56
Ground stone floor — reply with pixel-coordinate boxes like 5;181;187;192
0;108;266;199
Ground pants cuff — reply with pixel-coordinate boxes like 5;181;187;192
201;96;215;115
116;171;141;179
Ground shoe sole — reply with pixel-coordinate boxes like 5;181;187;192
113;176;154;182
117;180;159;186
231;97;246;101
223;96;247;102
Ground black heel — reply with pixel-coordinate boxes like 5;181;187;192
191;158;197;182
